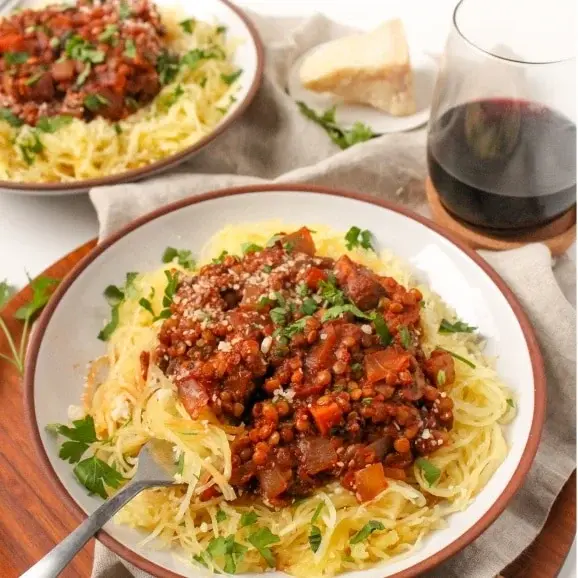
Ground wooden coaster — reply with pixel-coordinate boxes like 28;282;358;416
425;177;576;256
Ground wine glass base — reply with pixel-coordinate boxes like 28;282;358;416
425;177;576;257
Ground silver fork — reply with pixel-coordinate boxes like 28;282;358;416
21;439;178;578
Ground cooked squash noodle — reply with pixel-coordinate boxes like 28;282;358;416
81;222;513;577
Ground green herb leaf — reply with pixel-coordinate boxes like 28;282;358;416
51;415;97;442
262;264;273;273
124;38;137;59
318;278;345;307
266;234;283;247
269;307;286;326
439;318;477;334
156;49;180;85
118;0;132;19
301;297;318;315
139;297;155;316
297;101;375;150
181;48;219;70
0;280;16;308
4;51;29;65
162;247;196;269
241;242;262;255
216;508;227;522
437;369;446;386
59;440;89;463
221;69;242;85
297;282;309;297
311;502;324;523
361;398;372;405
399;326;411;349
277;317;309;340
73;456;124;499
373;314;392;346
216;25;227;34
351;362;363;377
438;347;476;368
416;458;441;486
240;511;258;527
323;303;373;322
84;94;109;112
36;115;73;133
25;71;44;86
179;18;195;34
506;398;515;408
309;526;322;553
176;453;184;475
98;24;119;44
248;527;280;567
350;520;384;544
14;276;59;320
206;535;247;574
18;131;44;165
98;277;134;342
64;35;104;63
212;250;228;264
0;108;23;127
344;226;375;251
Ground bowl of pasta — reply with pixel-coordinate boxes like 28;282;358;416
0;0;263;195
25;184;546;577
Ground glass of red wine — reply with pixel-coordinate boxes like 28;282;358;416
427;0;576;233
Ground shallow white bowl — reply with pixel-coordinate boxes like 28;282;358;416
25;185;546;577
0;0;263;196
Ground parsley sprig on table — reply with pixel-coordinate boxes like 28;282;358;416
297;101;376;150
0;276;60;374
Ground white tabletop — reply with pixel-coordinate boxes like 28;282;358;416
0;0;575;574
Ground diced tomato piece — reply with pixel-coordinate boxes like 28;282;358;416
355;463;388;502
305;267;327;290
282;227;316;256
424;350;455;385
365;348;411;383
0;33;25;51
310;402;343;435
258;466;288;498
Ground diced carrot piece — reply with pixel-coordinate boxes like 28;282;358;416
365;348;411;383
310;402;343;435
305;267;327;290
355;463;388;502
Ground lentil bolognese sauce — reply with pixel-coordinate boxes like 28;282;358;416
155;227;456;505
49;222;515;576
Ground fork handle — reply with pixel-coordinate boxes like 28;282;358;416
21;480;149;578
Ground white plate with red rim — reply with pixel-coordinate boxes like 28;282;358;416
24;184;545;578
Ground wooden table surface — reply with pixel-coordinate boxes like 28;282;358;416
0;240;575;578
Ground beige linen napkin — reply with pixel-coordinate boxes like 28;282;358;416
89;12;576;578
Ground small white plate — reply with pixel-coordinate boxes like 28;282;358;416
288;43;438;134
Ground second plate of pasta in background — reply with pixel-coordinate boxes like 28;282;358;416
0;0;263;195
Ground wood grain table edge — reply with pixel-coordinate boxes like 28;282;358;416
0;239;574;578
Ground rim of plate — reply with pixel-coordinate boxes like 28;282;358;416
0;0;264;194
24;184;547;578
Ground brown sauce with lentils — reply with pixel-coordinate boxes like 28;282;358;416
0;0;172;125
155;228;456;505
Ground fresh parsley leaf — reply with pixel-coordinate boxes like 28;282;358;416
51;416;97;442
206;535;247;574
323;304;373;322
212;250;228;264
349;520;384;545
216;508;227;522
98;24;119;44
438;347;476;369
162;247;196;269
25;72;44;86
139;297;155;316
439;318;477;334
270;307;286;326
248;527;280;567
73;456;124;499
241;242;262;255
361;398;372;405
18;131;44;165
0;108;23;127
416;458;441;486
159;84;183;110
216;25;227;34
193;553;208;567
162;270;179;306
351;362;363;377
179;18;196;34
59;440;89;463
4;51;29;65
0;280;16;308
263;265;273;273
437;369;446;386
84;94;109;112
176;453;184;475
344;226;375;251
64;35;104;63
506;398;515;408
125;96;138;111
297;282;309;297
181;48;219;70
277;317;309;339
311;502;324;523
113;123;122;135
123;38;137;59
309;526;322;553
97;275;135;341
283;240;294;253
266;234;283;247
399;326;411;349
301;298;318;315
297;101;376;150
156;49;180;85
14;276;59;320
36;115;73;133
373;314;392;346
221;69;242;85
118;0;132;19
240;511;258;527
318;278;345;307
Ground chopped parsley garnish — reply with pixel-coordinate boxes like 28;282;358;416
160;84;184;110
241;242;262;255
73;456;124;499
14;275;59;321
155;270;179;320
118;0;132;19
301;298;318;315
179;18;196;34
318;278;345;307
351;362;363;377
212;250;228;264
266;234;283;247
399;326;411;349
297;101;375;150
283;241;294;253
323;303;373;322
361;398;372;405
84;94;109;112
263;265;273;273
125;96;138;111
373;314;392;346
221;69;242;85
123;38;137;59
297;282;309;297
98;24;119;44
506;398;515;408
344;226;375;251
18;132;44;165
437;370;446;386
240;511;258;527
349;520;384;544
438;347;476;369
206;535;247;574
4;51;29;65
439;318;477;334
156;50;180;85
114;123;122;135
181;48;220;70
25;72;44;86
275;317;309;340
216;508;227;522
416;458;441;486
138;296;155;316
248;528;280;567
216;25;227;34
311;502;324;523
36;115;73;133
269;307;286;326
97;272;137;341
64;35;104;64
0;108;23;127
162;246;196;269
46;415;97;464
176;453;184;475
309;526;322;553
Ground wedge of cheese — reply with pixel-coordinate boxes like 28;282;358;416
299;20;416;117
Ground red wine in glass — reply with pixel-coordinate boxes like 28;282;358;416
427;98;576;232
